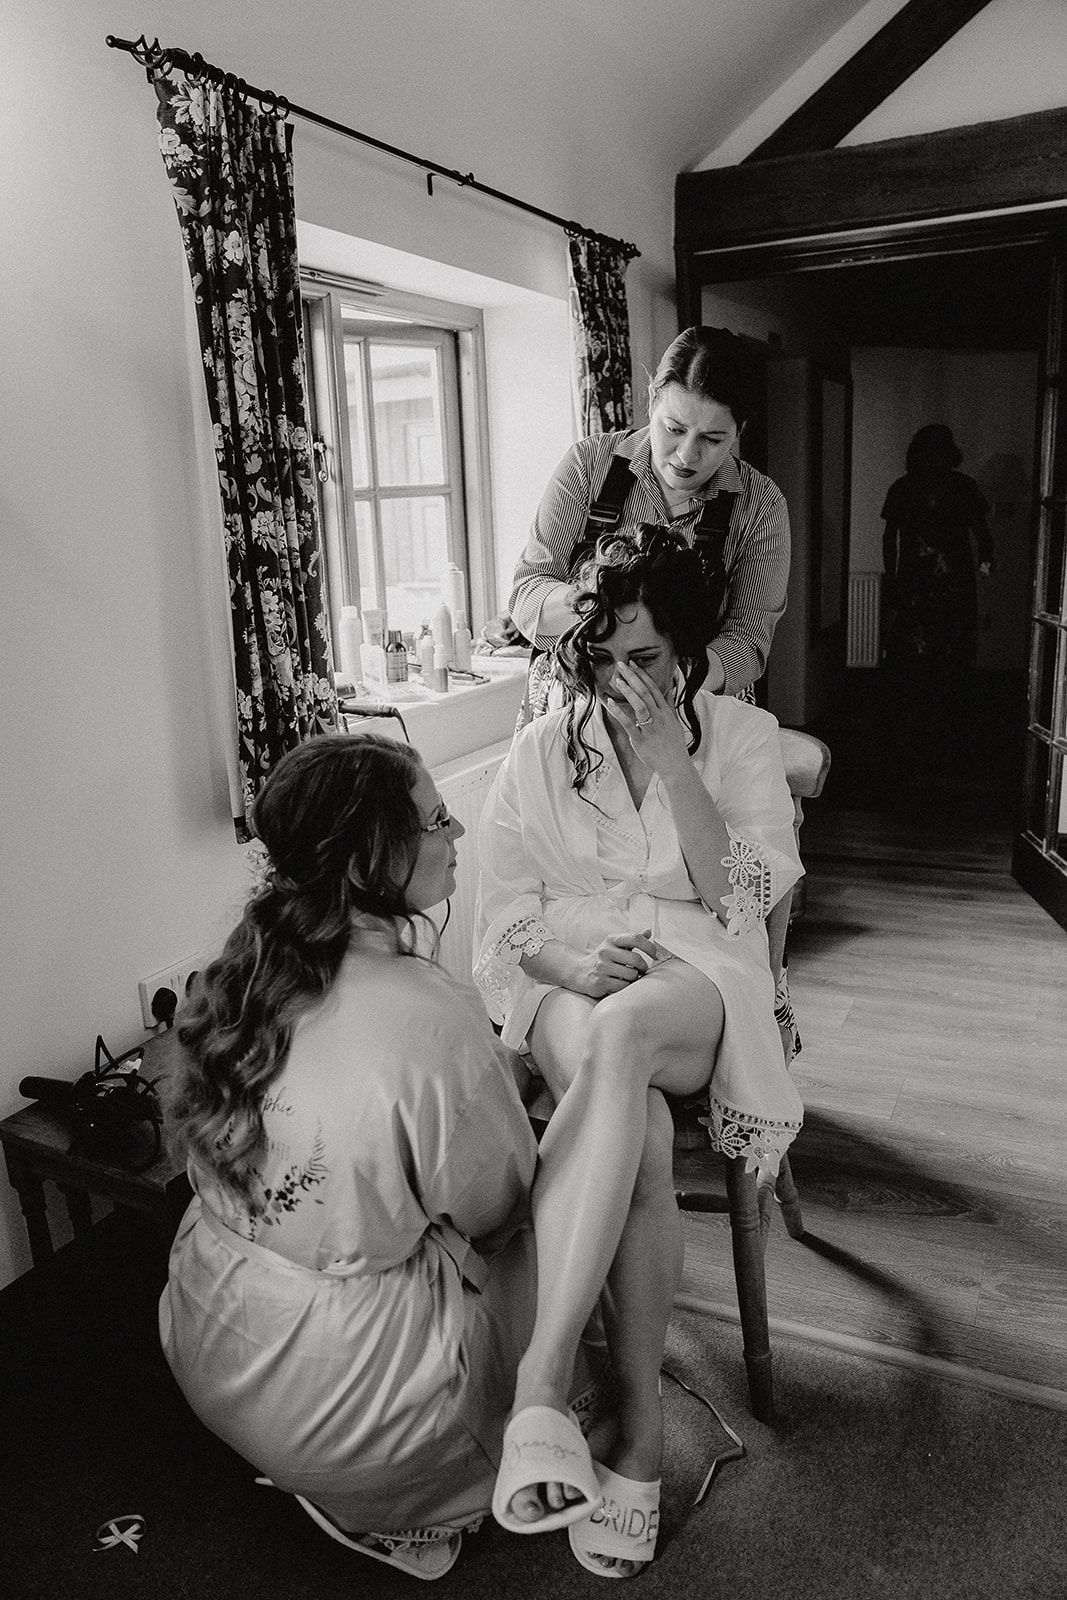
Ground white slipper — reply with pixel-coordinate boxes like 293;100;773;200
568;1463;660;1578
291;1493;463;1580
492;1406;603;1534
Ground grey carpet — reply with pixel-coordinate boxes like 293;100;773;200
2;1213;1065;1600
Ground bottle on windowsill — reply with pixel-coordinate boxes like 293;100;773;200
452;608;472;673
431;601;454;667
417;631;436;684
385;630;408;684
337;607;364;683
431;645;450;693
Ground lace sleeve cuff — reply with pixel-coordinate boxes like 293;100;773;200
473;914;552;1025
718;825;775;938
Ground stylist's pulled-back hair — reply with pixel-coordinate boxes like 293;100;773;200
170;732;425;1201
557;526;715;794
650;325;760;430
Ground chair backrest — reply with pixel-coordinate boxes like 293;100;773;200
778;729;831;801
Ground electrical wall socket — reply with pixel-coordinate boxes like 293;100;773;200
138;957;208;1030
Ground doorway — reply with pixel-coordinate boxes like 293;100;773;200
703;243;1046;835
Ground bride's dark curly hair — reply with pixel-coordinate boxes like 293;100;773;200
555;526;716;795
167;732;429;1202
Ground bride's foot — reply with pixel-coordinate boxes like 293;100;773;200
580;1399;663;1577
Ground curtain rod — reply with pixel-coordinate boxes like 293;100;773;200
106;34;639;261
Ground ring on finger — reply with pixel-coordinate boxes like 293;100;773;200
636;714;652;728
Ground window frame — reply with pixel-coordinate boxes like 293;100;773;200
300;271;497;658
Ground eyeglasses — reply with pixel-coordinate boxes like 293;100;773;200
419;805;452;834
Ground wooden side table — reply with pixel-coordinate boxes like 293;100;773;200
0;1100;191;1269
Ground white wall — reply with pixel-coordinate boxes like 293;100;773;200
844;0;1067;144
0;0;682;1288
697;0;1067;167
851;349;1038;671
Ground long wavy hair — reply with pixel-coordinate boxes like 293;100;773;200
167;732;428;1202
555;527;716;796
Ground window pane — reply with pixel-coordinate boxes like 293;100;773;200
1053;751;1067;862
1030;623;1059;730
1056;633;1067;743
1025;734;1050;841
1043;501;1066;618
1051;389;1067;499
370;344;445;486
380;496;449;633
343;342;370;488
352;499;377;612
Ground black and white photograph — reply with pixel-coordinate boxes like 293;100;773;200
3;2;1066;1596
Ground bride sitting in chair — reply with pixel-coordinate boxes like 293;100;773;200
474;526;803;1577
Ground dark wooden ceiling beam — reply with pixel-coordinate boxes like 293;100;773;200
677;106;1067;254
744;0;994;162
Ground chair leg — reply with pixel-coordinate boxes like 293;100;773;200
775;1153;806;1240
725;1158;774;1424
756;1172;775;1247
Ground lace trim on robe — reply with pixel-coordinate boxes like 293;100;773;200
473;914;552;1024
719;825;775;937
698;1094;802;1179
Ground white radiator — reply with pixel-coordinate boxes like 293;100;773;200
433;740;510;984
847;571;882;667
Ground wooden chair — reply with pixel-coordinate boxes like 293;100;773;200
526;727;830;1427
674;725;831;1423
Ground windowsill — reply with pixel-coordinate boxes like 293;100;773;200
338;653;528;769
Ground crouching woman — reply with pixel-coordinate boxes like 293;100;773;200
159;733;604;1580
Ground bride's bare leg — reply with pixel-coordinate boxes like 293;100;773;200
598;1091;684;1477
506;961;724;1533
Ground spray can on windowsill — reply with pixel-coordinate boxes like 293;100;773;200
431;601;454;667
431;646;450;693
441;562;466;623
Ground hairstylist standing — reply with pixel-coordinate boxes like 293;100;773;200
510;326;790;715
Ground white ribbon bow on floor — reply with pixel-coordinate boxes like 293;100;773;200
93;1514;145;1554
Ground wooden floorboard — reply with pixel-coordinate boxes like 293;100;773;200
676;803;1067;1402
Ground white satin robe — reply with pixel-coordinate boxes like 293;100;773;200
158;942;602;1533
473;690;805;1173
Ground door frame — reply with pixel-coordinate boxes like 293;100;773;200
675;110;1067;929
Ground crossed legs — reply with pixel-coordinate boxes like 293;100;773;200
506;959;725;1565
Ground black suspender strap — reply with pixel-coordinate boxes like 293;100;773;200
567;447;740;614
586;451;635;533
691;489;738;627
518;464;739;728
566;451;634;577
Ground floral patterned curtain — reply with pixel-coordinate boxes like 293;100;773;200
566;232;637;437
154;68;336;838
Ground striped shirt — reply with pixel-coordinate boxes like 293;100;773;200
508;426;790;695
